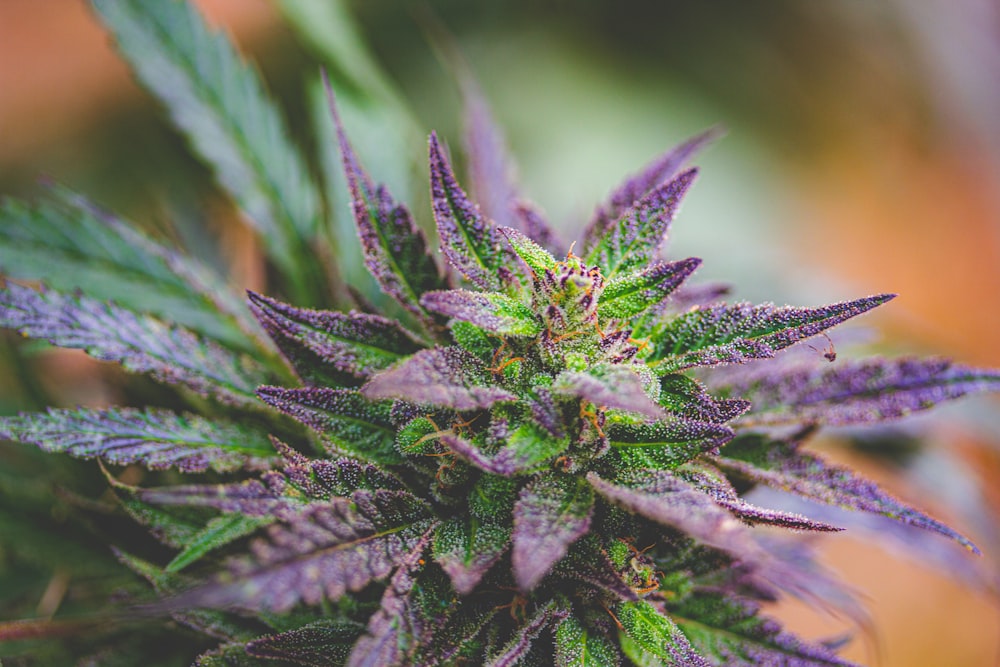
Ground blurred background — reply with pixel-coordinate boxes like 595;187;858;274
1;1;999;665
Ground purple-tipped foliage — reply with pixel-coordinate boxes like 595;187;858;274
720;356;1000;426
421;289;542;337
484;600;565;667
246;620;361;667
583;127;721;252
512;475;595;591
433;517;510;594
598;257;702;321
553;365;664;420
647;294;895;373
715;433;980;553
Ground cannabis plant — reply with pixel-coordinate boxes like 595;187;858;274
1;2;996;666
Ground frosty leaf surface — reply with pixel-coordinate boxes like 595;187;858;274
421;289;542;337
512;475;595;590
554;614;622;667
553;366;663;420
246;620;361;667
363;346;517;410
647;295;894;373
0;407;273;473
0;283;269;407
433;517;510;594
616;600;710;667
598;258;701;321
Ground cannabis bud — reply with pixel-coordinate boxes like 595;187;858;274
0;2;995;665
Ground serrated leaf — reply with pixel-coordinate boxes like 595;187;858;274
583;128;721;252
647;294;895;374
248;291;424;382
721;357;1000;426
346;525;438;667
106;474;206;549
715;433;980;553
498;226;559;277
553;366;663;420
326;79;446;322
607;418;734;469
195;642;275;667
247;619;362;667
256;387;399;464
616;600;710;667
433;517;510;594
91;0;323;297
362;346;517;410
668;591;859;667
0;406;274;473
429;132;504;290
512;475;595;591
0;283;270;407
598;258;701;321
422;289;542;337
484;600;564;667
584;169;697;281
189;490;433;612
166;514;273;573
0;188;262;353
554;613;622;667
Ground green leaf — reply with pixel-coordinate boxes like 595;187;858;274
499;226;559;277
555;614;622;667
166;514;273;573
0;188;263;354
598;259;701;321
608;418;734;469
0;284;271;408
421;290;542;337
616;600;709;667
91;0;324;302
432;517;510;594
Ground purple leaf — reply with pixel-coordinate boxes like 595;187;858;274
461;79;519;233
326;80;445;322
246;620;361;666
553;365;663;420
647;294;895;373
441;421;568;477
715;433;980;553
0;407;274;473
608;417;734;469
667;591;860;667
362;346;517;410
484;600;564;667
616;599;711;667
421;289;541;337
512;475;595;591
346;525;438;667
513;201;559;251
584;169;698;280
257;386;399;464
598;258;702;321
429;132;504;290
189;490;433;612
433;517;510;595
0;283;270;407
583;128;721;252
247;291;424;382
720;357;1000;426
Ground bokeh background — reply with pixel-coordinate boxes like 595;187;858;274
1;1;999;665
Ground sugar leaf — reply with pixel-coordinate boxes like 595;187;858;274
429;132;504;290
658;374;751;424
166;514;273;573
715;434;980;553
442;425;568;477
362;346;517;410
484;600;564;667
554;613;623;667
512;475;595;591
668;591;860;667
498;226;559;277
0;283;269;407
91;0;323;296
722;357;1000;426
421;289;542;337
256;387;399;464
553;366;664;420
326;79;446;323
598;258;702;321
0;407;274;473
248;290;424;381
608;418;734;469
433;517;510;594
583;128;721;252
584;169;698;281
615;600;710;667
190;490;433;612
647;294;895;373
